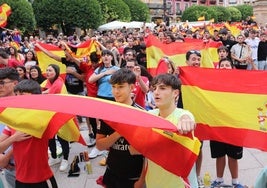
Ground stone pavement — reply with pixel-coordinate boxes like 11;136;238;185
1;121;267;188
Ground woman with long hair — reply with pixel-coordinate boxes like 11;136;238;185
41;64;70;172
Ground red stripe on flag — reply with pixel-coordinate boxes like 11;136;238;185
180;67;267;94
42;112;75;139
196;124;267;151
106;120;199;178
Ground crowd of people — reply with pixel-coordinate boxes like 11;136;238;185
0;19;266;188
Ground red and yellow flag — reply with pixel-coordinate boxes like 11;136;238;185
0;106;85;144
68;40;98;59
0;94;200;177
145;34;222;76
0;3;11;27
35;43;65;74
180;67;267;151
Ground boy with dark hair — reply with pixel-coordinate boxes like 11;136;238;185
96;68;145;188
145;73;197;187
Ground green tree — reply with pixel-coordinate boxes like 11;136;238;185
98;0;131;23
123;0;149;22
0;0;35;35
63;0;102;31
226;6;242;22
32;0;65;32
182;5;209;22
33;0;102;35
235;4;253;21
208;6;231;22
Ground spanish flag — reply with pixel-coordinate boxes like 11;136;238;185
198;16;205;21
0;106;85;145
180;67;267;151
68;40;98;59
0;94;200;177
0;3;11;27
35;43;65;74
145;34;222;76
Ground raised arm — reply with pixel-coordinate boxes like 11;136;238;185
35;42;62;62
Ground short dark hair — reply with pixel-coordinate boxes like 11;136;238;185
218;58;234;68
14;79;41;94
0;67;19;81
101;49;113;57
186;50;201;61
0;49;9;59
217;45;229;53
151;73;181;90
110;68;136;85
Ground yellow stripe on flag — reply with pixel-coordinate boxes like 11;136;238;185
1;108;55;138
152;128;201;155
182;85;264;131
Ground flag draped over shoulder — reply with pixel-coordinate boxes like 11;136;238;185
145;34;222;76
180;67;267;151
35;43;65;74
0;3;11;27
0;94;200;178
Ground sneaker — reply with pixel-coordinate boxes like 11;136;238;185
59;159;69;171
89;147;105;159
99;151;108;166
48;157;61;166
233;183;244;188
197;176;204;188
87;134;96;147
211;180;223;188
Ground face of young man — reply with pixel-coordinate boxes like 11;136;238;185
112;83;134;105
152;83;178;109
186;54;201;67
0;79;17;97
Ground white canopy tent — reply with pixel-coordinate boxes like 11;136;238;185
97;21;129;31
97;21;156;31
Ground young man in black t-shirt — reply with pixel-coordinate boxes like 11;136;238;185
96;69;145;188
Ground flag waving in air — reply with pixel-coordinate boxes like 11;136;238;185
0;94;200;178
0;3;11;27
145;34;222;76
180;67;267;151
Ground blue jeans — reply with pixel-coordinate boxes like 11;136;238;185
4;169;15;188
258;60;267;70
247;59;258;70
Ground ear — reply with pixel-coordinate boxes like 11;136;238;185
173;89;179;99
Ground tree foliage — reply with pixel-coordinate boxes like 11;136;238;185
235;4;253;21
33;0;102;34
208;6;231;22
0;0;35;34
226;7;242;22
98;0;131;23
32;0;65;32
123;0;150;22
182;5;209;22
63;0;102;30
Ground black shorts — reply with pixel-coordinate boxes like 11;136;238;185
15;176;58;188
103;167;137;188
210;140;243;159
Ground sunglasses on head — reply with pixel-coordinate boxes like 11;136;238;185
189;50;201;56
